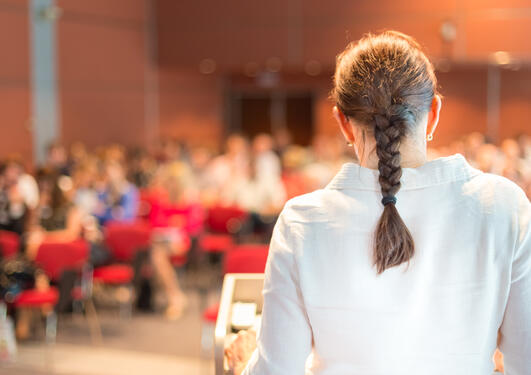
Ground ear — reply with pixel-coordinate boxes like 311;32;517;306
427;95;442;139
333;106;355;144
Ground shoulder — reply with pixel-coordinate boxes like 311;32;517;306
463;172;530;238
280;189;339;224
465;172;528;208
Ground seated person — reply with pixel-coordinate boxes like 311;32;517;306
94;160;139;225
145;162;202;319
17;171;82;339
0;157;39;236
222;157;286;241
26;171;82;259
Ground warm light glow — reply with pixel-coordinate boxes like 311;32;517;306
492;51;511;65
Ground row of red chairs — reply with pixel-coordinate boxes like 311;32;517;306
0;202;253;264
0;203;268;342
0;213;269;309
0;202;256;307
139;190;250;254
0;223;153;342
0;222;151;309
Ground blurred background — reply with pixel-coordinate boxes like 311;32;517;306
0;0;529;374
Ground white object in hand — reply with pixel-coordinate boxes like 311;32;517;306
231;303;257;331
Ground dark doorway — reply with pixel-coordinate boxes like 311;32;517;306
229;91;314;146
285;95;313;146
240;97;272;137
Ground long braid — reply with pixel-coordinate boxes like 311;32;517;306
373;112;414;273
374;113;403;198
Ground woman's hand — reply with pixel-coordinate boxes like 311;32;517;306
225;329;257;375
494;348;504;373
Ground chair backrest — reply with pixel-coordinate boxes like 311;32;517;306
224;244;269;274
206;205;248;234
34;239;89;281
0;230;20;259
104;221;152;262
151;202;205;236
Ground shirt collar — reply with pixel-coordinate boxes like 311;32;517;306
325;153;481;191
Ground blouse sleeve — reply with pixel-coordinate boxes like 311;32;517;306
242;208;313;374
499;191;531;374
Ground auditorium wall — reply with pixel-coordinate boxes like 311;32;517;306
0;0;530;166
0;0;32;166
56;0;156;148
156;0;531;148
0;0;158;167
158;68;223;151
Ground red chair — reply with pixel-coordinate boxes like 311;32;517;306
0;230;20;259
92;221;152;317
93;221;151;285
199;206;249;254
202;244;269;324
201;244;269;355
149;201;196;267
223;244;270;274
14;289;60;308
104;221;152;262
33;239;89;282
14;239;89;342
206;206;249;233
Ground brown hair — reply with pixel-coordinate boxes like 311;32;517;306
331;31;438;273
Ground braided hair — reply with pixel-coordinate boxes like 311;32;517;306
332;31;437;273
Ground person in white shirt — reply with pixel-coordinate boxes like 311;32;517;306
205;134;250;204
253;133;282;182
227;31;531;375
0;158;39;234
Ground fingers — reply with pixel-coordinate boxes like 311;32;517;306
224;329;257;373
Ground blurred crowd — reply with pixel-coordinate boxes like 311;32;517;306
0;130;529;338
3;131;529;252
428;132;531;196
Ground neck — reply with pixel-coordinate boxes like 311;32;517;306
357;137;428;170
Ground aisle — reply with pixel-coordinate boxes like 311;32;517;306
3;342;212;375
0;289;219;375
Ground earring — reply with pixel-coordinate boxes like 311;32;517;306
346;142;353;147
427;134;433;142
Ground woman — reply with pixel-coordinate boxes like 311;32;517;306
147;162;201;319
223;150;287;242
26;171;82;260
16;171;83;339
227;31;530;374
27;170;109;305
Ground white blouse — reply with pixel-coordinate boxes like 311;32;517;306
242;154;531;375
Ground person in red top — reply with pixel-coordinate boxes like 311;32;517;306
145;162;204;319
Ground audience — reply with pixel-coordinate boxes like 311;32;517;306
0;130;529;337
428;132;531;197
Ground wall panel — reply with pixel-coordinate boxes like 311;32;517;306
0;0;32;165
